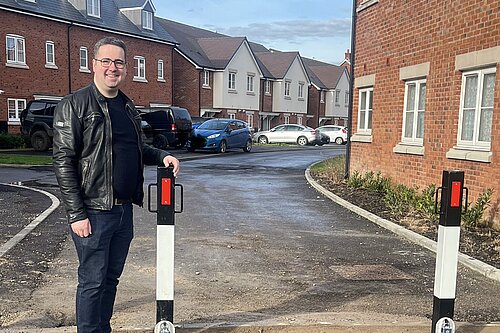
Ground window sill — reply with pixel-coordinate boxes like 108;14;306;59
8;120;21;125
6;62;29;69
393;143;424;155
351;133;372;143
202;85;211;89
298;97;305;101
45;64;59;70
446;147;492;163
133;77;148;83
320;101;325;104
79;68;91;73
228;89;237;94
284;96;291;100
246;91;255;96
157;78;166;82
357;0;379;12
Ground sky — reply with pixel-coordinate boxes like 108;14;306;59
154;0;353;66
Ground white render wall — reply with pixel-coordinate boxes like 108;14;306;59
272;57;308;114
325;71;349;118
213;43;261;111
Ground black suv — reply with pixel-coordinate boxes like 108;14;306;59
20;99;59;151
139;106;192;149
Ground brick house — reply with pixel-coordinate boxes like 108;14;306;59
350;0;499;224
0;0;177;133
303;57;349;128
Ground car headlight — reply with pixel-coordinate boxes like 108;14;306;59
207;133;220;139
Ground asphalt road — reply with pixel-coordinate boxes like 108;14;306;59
1;144;499;333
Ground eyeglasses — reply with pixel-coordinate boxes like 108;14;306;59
95;58;126;69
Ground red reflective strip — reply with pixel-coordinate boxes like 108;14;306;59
161;178;171;205
450;181;461;207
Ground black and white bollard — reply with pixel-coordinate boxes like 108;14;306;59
431;170;466;333
148;167;183;333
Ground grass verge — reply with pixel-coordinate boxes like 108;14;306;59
0;154;52;166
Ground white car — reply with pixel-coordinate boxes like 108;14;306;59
315;125;348;144
253;124;322;146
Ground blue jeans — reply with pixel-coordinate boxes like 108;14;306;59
71;203;134;333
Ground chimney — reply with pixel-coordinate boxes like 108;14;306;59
344;49;351;62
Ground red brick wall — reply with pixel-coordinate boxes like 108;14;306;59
352;0;499;222
0;10;174;131
173;52;200;117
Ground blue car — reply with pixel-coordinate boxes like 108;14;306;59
187;119;252;153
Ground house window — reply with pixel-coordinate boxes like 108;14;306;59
6;35;26;64
45;41;55;66
228;113;236;119
345;91;349;106
246;113;254;128
79;47;89;70
458;67;495;150
358;87;373;132
265;80;271;94
142;10;153;30
134;56;146;80
297;116;303;125
284;115;290;124
87;0;100;17
284;80;291;97
298;82;304;99
157;60;164;80
402;79;426;144
335;90;341;106
7;98;26;123
228;71;236;90
247;74;254;93
203;70;210;87
320;91;325;103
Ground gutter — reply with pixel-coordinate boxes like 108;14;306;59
345;0;357;179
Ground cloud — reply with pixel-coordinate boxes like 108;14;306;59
204;19;351;44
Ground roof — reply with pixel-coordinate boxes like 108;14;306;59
302;57;345;89
197;37;246;69
0;0;176;45
255;51;299;79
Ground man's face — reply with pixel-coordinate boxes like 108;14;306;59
93;44;127;96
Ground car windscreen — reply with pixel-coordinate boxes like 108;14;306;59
198;120;229;130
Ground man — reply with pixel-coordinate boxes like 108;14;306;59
53;36;179;333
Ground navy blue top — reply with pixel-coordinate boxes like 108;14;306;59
106;95;140;200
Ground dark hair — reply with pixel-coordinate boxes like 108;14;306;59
93;37;127;59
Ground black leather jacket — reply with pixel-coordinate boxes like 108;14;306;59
53;83;169;223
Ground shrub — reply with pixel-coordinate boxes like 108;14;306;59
0;132;26;149
462;189;493;229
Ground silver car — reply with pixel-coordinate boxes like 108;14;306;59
253;124;321;146
315;125;348;144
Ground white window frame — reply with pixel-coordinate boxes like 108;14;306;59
247;74;254;93
246;113;254;129
157;60;164;80
265;80;271;94
203;70;210;87
79;47;89;71
87;0;100;18
284;115;290;124
6;34;26;65
401;79;426;145
357;87;373;133
297;116;303;125
320;91;325;103
134;56;146;81
45;41;56;67
142;10;153;30
228;71;236;90
7;98;26;124
298;82;304;99
457;67;496;150
335;90;341;106
284;80;291;97
228;112;236;120
345;91;349;107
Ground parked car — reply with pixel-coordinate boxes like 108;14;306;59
253;124;322;146
187;118;252;153
139;106;192;149
20;99;59;151
191;116;213;130
315;125;348;144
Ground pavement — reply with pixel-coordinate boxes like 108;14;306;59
0;146;499;333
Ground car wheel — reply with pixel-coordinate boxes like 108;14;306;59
243;139;252;152
297;136;308;146
335;137;344;145
31;130;51;151
152;134;168;150
218;140;227;153
258;136;268;144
